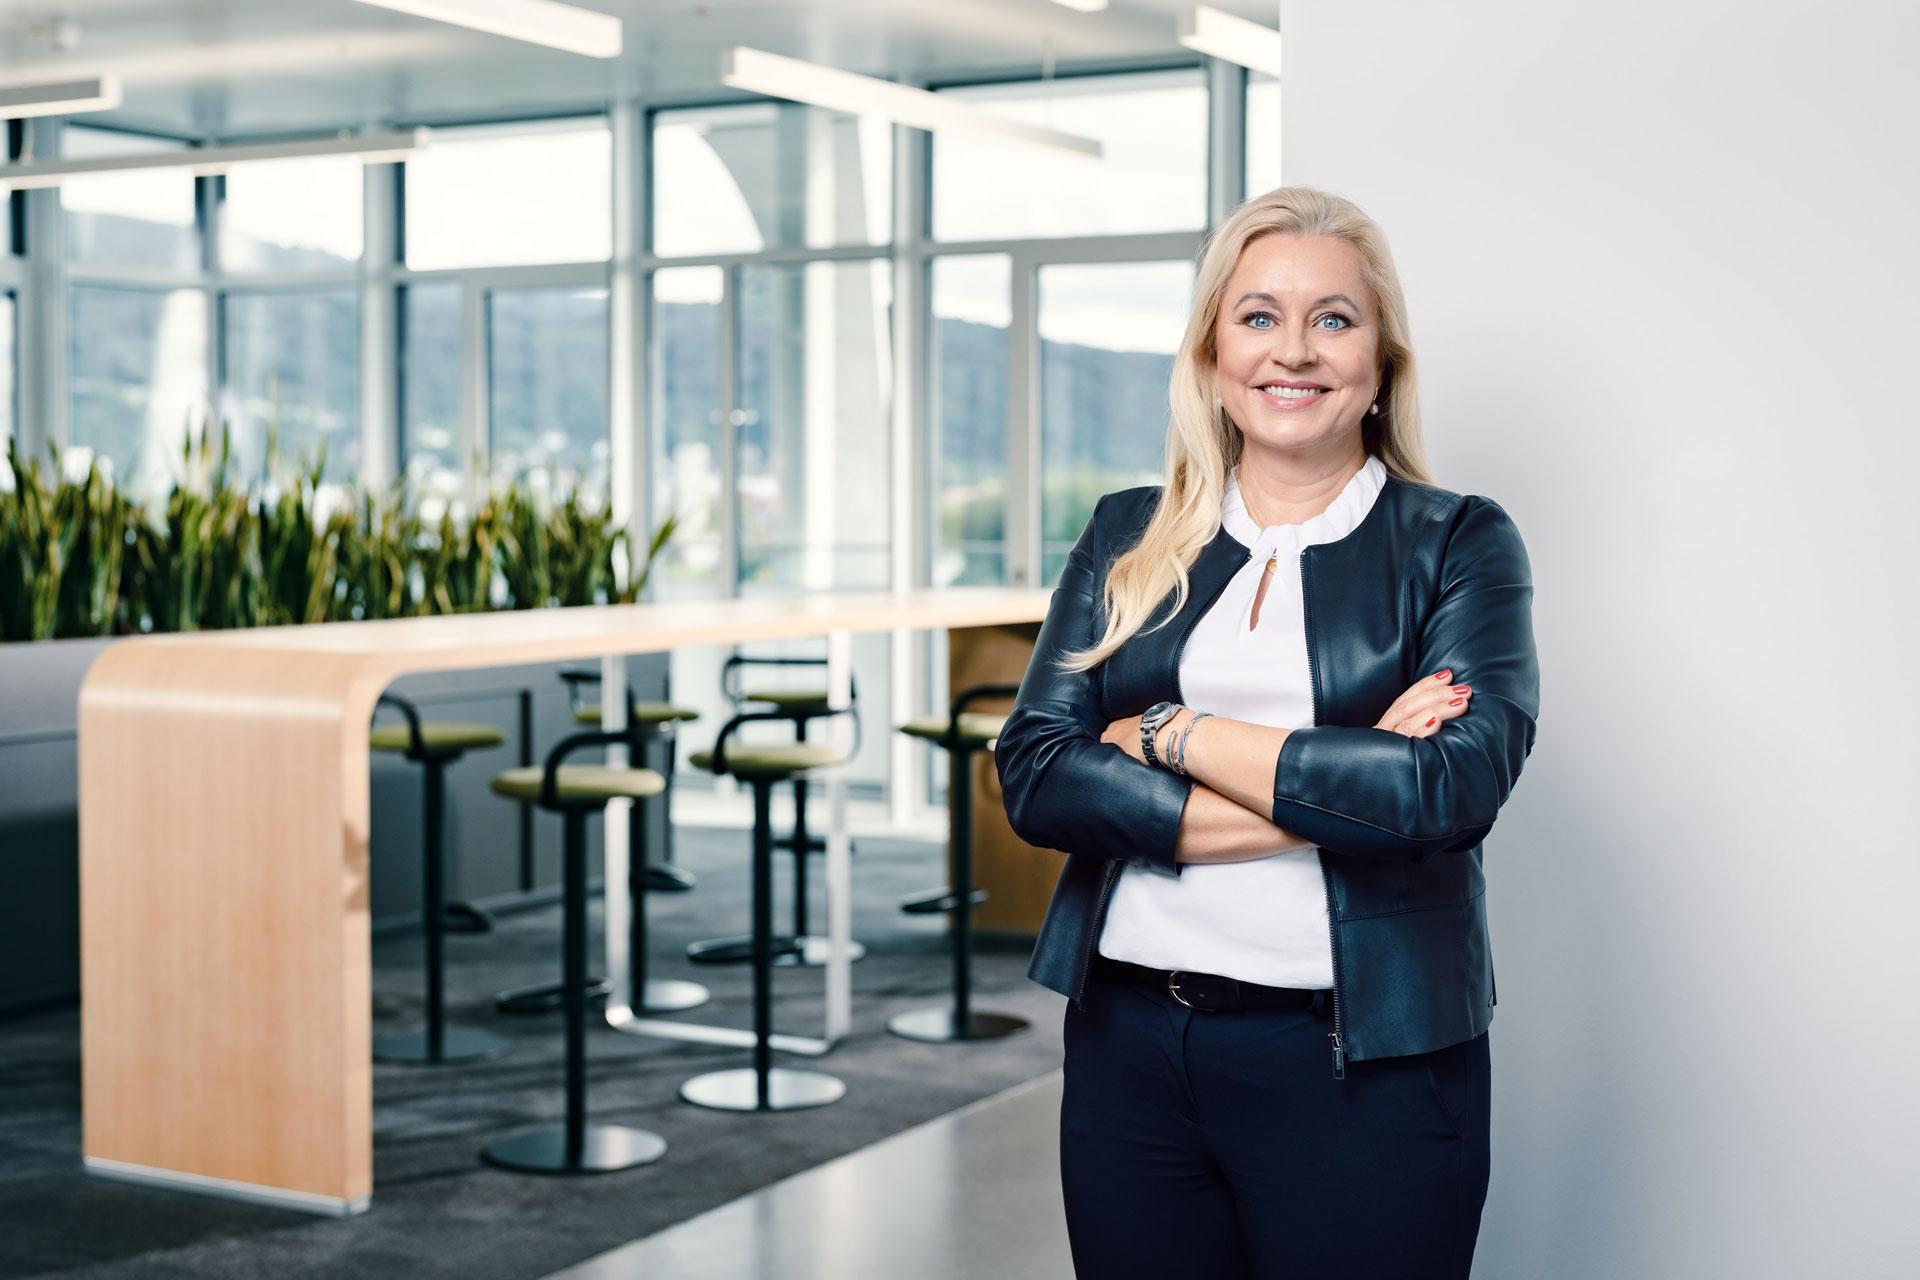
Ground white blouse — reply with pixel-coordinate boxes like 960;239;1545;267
1096;453;1389;988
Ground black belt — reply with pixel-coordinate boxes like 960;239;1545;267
1093;955;1331;1014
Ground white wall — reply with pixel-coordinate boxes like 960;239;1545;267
1278;2;1919;1275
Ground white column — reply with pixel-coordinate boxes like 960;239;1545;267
359;163;399;490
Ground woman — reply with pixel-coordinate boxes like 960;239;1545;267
993;186;1539;1280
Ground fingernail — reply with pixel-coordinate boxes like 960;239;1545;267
1425;716;1437;727
1448;697;1464;706
1452;685;1470;693
1432;670;1451;681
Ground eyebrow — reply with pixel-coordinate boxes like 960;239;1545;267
1232;291;1361;310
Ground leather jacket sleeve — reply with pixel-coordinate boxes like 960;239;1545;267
994;493;1194;878
1271;496;1539;863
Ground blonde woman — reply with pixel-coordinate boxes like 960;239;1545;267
993;186;1538;1279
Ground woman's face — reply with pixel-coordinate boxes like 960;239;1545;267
1212;233;1384;464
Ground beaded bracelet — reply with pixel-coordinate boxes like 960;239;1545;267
1172;711;1213;776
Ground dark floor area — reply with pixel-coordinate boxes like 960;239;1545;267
0;826;1068;1280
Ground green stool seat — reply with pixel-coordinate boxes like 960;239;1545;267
897;713;1007;749
689;745;842;779
572;703;702;727
490;765;667;806
370;722;508;757
739;688;831;711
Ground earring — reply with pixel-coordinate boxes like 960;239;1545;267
1369;400;1380;415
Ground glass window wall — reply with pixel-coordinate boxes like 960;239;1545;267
928;254;1010;587
1037;259;1194;584
652;103;892;258
403;119;611;270
650;265;725;599
61;127;199;272
487;286;610;505
931;69;1208;242
222;290;360;485
221;155;364;273
400;282;463;518
68;285;208;496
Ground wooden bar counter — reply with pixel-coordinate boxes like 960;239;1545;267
77;588;1050;1215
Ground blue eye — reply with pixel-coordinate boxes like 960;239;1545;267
1317;313;1351;330
1246;312;1274;329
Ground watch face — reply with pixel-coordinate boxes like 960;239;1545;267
1142;700;1179;728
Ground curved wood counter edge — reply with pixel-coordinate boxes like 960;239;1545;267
75;588;1053;1207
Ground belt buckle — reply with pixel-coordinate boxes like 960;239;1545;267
1167;970;1202;1011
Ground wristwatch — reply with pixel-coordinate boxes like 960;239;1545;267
1140;701;1182;768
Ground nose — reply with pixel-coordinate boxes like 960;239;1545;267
1270;320;1315;370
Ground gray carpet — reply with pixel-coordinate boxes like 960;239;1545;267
0;827;1068;1280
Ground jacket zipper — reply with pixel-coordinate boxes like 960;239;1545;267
1076;543;1248;1004
1301;548;1348;1080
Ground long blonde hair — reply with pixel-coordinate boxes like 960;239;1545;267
1058;185;1436;673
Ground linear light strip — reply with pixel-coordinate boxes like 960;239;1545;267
0;128;429;191
1177;5;1285;80
720;47;1102;160
0;74;123;119
349;0;621;59
1048;0;1110;10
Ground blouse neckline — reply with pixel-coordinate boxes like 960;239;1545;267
1220;454;1388;555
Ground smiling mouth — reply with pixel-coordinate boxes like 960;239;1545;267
1259;385;1327;402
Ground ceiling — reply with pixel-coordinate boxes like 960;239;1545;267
0;0;1279;139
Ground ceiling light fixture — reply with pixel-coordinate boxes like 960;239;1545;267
1177;5;1284;79
348;0;621;58
720;47;1102;160
0;128;429;191
0;74;123;120
1047;0;1110;11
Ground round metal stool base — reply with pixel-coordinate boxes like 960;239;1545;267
887;1007;1031;1043
679;1067;846;1112
639;978;710;1013
374;1026;512;1064
482;1124;667;1175
789;936;867;967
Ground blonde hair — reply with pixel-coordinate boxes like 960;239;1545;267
1058;185;1437;673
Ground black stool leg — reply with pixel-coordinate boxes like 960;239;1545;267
783;773;868;967
889;744;1029;1044
483;807;667;1175
376;756;510;1065
680;777;844;1112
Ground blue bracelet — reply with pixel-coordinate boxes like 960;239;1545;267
1173;711;1213;776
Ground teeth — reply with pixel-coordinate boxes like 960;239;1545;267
1262;385;1325;399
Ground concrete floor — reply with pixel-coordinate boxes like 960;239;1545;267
545;1072;1073;1280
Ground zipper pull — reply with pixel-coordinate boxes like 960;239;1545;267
1328;1031;1346;1080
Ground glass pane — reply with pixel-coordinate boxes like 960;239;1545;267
68;285;208;497
404;119;611;270
1246;71;1282;200
1038;260;1194;585
221;154;364;273
932;70;1207;242
929;254;1009;587
62;126;198;272
221;291;360;485
0;291;14;444
401;282;462;520
736;259;892;593
488;286;609;505
650;266;724;599
652;103;892;258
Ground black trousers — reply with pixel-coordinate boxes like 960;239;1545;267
1059;968;1491;1280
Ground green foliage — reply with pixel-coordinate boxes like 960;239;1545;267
0;432;675;643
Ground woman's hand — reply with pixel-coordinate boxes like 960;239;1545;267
1375;669;1474;737
1100;713;1147;764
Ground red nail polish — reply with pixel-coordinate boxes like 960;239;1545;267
1452;685;1470;693
1425;716;1437;726
1448;697;1464;706
1432;669;1451;681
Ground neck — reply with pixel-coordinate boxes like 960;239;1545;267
1234;439;1369;529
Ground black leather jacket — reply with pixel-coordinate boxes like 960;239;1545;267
993;467;1539;1078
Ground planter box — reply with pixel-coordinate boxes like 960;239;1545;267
0;634;671;1018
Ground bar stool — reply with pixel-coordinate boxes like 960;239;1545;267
888;684;1030;1043
482;731;671;1174
369;693;512;1065
680;709;850;1112
493;673;708;1017
687;655;866;969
